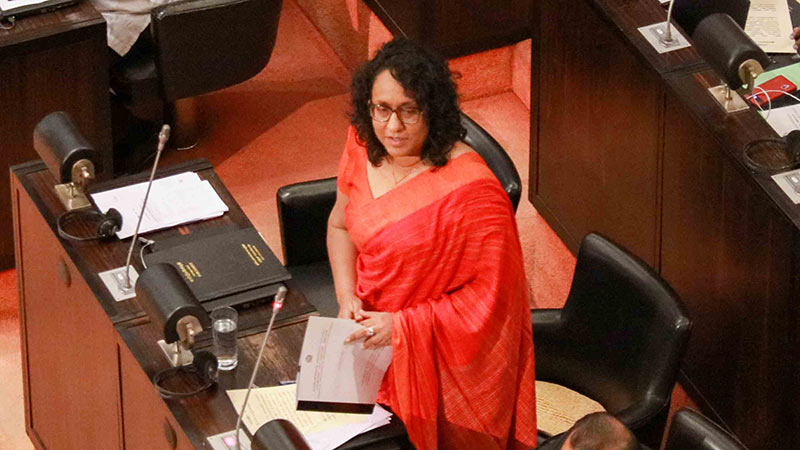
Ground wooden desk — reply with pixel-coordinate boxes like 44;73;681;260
11;159;406;449
362;0;530;59
531;1;800;448
1;0;112;270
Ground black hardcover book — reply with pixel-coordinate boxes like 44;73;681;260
144;227;291;302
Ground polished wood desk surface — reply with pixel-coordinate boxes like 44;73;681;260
15;158;315;326
0;0;104;54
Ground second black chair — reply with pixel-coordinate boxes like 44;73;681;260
111;0;283;171
532;233;692;449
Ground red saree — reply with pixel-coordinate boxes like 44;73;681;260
338;127;537;450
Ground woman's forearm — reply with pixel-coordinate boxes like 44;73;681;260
327;191;361;317
327;225;358;300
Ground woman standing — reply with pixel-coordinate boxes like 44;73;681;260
328;38;537;449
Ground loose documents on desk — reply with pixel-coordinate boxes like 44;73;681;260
91;172;228;239
745;0;796;53
227;384;392;450
759;103;800;136
296;317;393;412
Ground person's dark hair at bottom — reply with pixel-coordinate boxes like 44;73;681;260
567;412;638;450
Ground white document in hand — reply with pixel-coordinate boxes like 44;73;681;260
297;317;392;411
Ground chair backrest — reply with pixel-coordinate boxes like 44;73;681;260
551;233;691;419
461;113;522;211
151;0;282;101
664;409;748;450
278;177;337;267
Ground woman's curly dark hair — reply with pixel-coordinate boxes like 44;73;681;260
350;38;465;167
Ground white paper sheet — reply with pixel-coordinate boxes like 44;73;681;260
0;0;51;11
90;172;228;239
304;407;392;450
296;317;393;407
759;103;800;136
746;0;796;53
227;385;392;450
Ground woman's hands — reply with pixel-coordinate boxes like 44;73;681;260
345;309;393;348
337;294;363;320
792;27;800;51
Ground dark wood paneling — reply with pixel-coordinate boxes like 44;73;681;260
661;94;799;447
531;0;664;267
119;340;194;450
0;1;111;270
364;0;530;59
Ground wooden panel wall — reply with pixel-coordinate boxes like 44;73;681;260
0;4;112;270
531;0;663;267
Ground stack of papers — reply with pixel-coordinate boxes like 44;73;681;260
91;172;228;239
227;384;392;450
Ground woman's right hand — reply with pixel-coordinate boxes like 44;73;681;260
337;294;363;320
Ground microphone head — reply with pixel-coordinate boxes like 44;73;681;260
273;286;288;311
158;124;171;143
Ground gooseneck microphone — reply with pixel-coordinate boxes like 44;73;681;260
663;0;676;44
235;286;288;450
123;125;171;289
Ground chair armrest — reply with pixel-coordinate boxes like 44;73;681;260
277;177;337;267
531;308;564;340
150;0;282;101
614;396;670;430
531;308;574;384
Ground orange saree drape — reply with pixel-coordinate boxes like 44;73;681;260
338;127;537;450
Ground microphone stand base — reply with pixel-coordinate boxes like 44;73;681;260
708;85;750;113
207;429;252;450
98;266;139;302
157;339;194;367
638;22;691;54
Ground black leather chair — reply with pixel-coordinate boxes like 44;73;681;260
532;233;692;449
110;0;282;169
664;409;748;450
276;113;521;317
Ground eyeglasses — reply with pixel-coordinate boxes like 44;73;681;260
369;103;423;124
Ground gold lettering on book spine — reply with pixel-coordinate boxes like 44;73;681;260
176;261;195;283
241;243;263;266
250;244;265;264
188;262;202;278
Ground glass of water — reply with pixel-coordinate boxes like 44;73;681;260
211;306;238;370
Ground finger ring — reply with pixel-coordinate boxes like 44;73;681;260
366;327;375;337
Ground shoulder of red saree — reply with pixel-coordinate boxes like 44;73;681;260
336;126;362;198
347;149;502;247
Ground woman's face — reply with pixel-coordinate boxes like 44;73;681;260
370;69;429;159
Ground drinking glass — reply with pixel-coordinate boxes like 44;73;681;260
211;306;238;370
